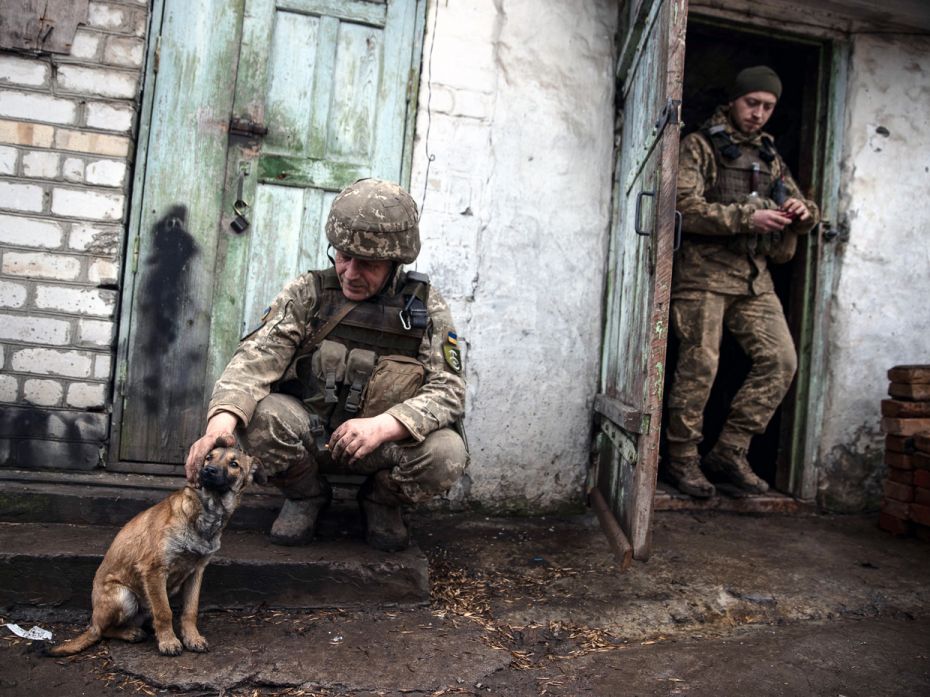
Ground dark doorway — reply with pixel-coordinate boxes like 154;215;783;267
661;19;823;491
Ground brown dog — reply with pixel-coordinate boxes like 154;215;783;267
49;447;258;656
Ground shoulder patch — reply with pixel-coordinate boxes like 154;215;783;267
442;332;462;373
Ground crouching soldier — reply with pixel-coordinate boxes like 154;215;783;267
185;179;468;551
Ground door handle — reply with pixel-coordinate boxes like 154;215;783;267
634;190;655;236
230;168;251;234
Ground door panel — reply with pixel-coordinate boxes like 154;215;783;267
116;0;423;467
593;0;687;564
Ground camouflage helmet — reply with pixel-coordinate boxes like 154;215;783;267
325;178;420;263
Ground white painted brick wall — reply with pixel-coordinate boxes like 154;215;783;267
0;374;16;401
2;251;82;280
11;347;93;377
23;378;63;406
51;187;124;220
0;55;49;87
67;382;106;408
0;0;145;464
0;90;78;125
0;279;27;307
0;313;71;344
35;285;117;317
0;145;16;174
78;318;114;346
0;214;64;247
0;181;45;212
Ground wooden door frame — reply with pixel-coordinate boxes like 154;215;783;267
110;0;428;473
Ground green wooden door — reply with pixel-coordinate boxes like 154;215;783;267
114;0;424;469
592;0;687;565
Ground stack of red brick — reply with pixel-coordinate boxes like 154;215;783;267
879;364;930;539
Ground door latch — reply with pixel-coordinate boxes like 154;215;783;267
231;168;251;234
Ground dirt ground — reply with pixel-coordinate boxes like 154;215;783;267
2;510;929;696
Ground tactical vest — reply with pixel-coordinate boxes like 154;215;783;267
701;125;781;256
274;268;430;444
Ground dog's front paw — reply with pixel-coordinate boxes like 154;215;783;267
182;633;209;652
157;635;183;656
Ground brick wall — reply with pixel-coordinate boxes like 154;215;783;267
0;1;148;469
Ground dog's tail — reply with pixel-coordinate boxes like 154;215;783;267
46;625;102;656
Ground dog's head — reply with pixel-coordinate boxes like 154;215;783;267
199;447;259;494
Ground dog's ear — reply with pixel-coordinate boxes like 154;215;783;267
249;456;267;485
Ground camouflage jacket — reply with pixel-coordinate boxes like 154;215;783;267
674;106;820;297
208;268;465;442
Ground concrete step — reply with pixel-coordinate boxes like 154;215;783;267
0;519;430;616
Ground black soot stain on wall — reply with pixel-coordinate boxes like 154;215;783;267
137;205;200;411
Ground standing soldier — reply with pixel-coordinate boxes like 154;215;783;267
185;179;468;550
664;66;820;498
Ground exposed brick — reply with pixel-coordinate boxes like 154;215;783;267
85;102;134;133
889;382;930;401
916;433;930;454
71;30;103;60
915;487;930;507
78;318;114;346
0;90;78;125
66;381;106;408
0;181;45;212
0;119;54;148
104;36;145;68
62;157;85;183
880;497;909;519
881;417;930;437
94;353;111;378
0;145;16;175
883;480;914;503
23;378;63;406
878;511;912;536
0;314;70;344
888;365;930;384
0;374;16;401
21;150;60;179
881;399;930;418
910;502;930;527
0;55;49;88
2;251;82;280
915;469;930;489
53;128;130;157
0;405;107;440
885;434;916;454
887;467;914;485
916;452;930;470
56;65;138;100
0;214;63;248
35;285;116;317
0;279;27;308
87;2;132;31
85;159;126;187
885;452;914;470
11;347;93;377
68;223;120;254
51;187;124;221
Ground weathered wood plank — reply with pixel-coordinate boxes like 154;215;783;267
0;0;88;53
328;21;382;160
265;10;320;154
277;0;387;27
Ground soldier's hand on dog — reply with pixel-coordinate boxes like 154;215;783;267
328;414;409;465
185;412;239;486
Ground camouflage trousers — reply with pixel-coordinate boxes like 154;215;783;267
239;393;468;503
665;290;797;459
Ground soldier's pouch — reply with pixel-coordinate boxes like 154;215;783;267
359;355;425;419
311;340;348;405
343;348;377;415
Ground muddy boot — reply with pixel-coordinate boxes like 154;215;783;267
270;481;332;546
703;443;769;494
358;470;410;552
665;456;715;498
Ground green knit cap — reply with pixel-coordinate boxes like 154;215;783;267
731;65;782;100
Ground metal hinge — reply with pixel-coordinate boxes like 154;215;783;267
654;98;682;133
130;235;140;274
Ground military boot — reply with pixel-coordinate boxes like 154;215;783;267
665;456;715;498
703;443;769;494
358;470;410;552
270;481;332;546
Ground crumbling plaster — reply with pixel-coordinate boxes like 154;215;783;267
817;33;930;511
409;0;619;510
